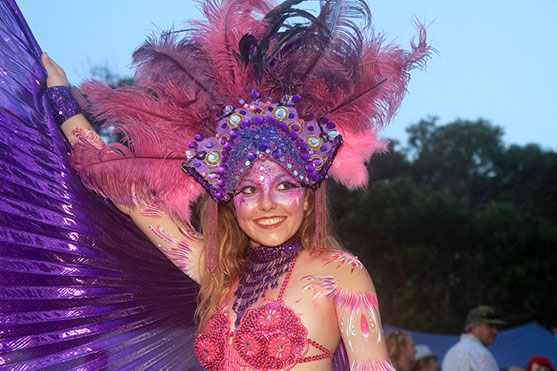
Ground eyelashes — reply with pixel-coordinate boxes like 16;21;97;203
238;185;257;195
236;182;300;196
277;182;300;191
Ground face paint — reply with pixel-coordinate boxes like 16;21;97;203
303;275;381;349
233;160;306;248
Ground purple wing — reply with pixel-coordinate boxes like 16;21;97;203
0;1;201;369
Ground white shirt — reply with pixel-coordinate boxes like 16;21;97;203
441;333;499;371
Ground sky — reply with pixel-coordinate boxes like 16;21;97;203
17;0;557;150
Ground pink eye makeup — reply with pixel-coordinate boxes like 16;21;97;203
232;160;306;248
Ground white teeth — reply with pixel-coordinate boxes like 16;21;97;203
256;217;285;226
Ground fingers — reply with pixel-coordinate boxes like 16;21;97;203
41;52;69;87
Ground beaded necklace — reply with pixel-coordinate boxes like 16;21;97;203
231;233;303;326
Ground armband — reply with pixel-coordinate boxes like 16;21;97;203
46;86;82;128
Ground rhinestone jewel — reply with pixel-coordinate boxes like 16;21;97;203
228;113;243;128
206;150;221;165
273;106;289;121
306;135;322;149
328;129;340;138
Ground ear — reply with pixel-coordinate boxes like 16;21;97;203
468;322;479;334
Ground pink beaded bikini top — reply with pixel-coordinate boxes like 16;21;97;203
194;256;332;370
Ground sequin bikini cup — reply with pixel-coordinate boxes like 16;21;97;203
194;254;332;370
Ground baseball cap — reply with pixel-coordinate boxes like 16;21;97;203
465;306;506;329
415;345;438;361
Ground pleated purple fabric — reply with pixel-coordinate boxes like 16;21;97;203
0;1;201;369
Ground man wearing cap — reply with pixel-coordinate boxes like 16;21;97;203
442;306;505;371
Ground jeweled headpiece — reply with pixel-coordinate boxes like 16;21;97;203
182;90;342;202
71;0;431;264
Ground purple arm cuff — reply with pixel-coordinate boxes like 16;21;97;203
46;86;82;128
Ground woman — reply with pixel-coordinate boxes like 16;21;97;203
527;356;554;371
385;331;417;371
30;0;428;368
42;55;390;371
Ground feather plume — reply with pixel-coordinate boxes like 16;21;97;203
191;0;272;98
132;31;218;103
71;136;204;224
74;80;210;223
76;0;431;220
329;127;388;189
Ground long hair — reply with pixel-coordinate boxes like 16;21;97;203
195;187;342;330
385;330;412;370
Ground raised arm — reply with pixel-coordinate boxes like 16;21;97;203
304;251;394;370
41;53;100;146
41;53;204;283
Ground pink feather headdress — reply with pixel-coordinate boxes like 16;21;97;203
71;0;431;227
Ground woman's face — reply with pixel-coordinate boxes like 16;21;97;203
233;160;308;247
400;335;416;364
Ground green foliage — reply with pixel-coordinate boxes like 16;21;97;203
330;117;557;333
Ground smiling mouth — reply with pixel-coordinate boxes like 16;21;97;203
255;216;286;227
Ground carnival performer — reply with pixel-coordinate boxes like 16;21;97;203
1;0;429;369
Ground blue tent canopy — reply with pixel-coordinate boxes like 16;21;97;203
384;322;557;369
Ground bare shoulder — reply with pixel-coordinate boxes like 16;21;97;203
303;249;374;288
300;250;390;368
296;249;378;313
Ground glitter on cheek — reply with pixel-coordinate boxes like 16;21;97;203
285;187;303;206
234;193;255;210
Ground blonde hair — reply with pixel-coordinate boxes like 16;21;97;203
386;330;411;369
195;187;341;330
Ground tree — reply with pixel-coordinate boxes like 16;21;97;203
330;117;557;333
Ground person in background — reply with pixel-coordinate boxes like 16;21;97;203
441;305;505;371
386;330;417;371
527;355;554;371
411;344;438;371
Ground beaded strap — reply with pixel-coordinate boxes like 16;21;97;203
45;86;82;128
297;339;333;363
278;256;334;364
277;254;298;301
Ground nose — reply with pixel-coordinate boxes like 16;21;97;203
258;189;276;211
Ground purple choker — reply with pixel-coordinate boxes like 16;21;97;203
232;234;303;325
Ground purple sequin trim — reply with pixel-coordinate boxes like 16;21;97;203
45;86;82;127
232;234;303;326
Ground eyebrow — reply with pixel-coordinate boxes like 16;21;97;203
238;173;298;185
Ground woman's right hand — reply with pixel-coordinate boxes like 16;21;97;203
41;52;69;88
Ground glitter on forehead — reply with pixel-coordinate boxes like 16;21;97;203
233;160;303;211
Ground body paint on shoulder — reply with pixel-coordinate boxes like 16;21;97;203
350;358;396;371
322;251;364;273
302;275;381;349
